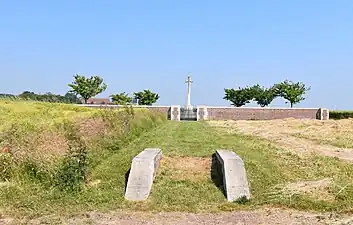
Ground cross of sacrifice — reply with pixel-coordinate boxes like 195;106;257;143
185;74;193;108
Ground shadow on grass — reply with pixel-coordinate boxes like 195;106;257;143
211;153;226;198
124;168;131;193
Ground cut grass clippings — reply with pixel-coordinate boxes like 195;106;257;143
2;120;353;219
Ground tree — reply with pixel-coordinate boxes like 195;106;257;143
68;74;107;104
110;92;132;105
223;87;254;107
64;92;81;104
250;84;277;107
274;80;310;108
18;91;37;100
133;90;159;105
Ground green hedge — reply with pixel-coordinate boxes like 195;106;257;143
330;110;353;119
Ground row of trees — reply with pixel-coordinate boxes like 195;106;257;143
2;74;310;108
110;90;159;105
67;74;160;105
223;80;310;108
0;91;81;103
0;74;161;105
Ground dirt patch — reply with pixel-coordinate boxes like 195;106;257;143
160;156;211;181
209;120;353;161
1;209;351;225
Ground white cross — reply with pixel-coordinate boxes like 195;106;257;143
185;74;193;108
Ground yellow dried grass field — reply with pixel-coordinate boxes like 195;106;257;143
208;118;353;161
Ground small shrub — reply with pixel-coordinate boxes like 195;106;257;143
330;111;353;120
54;121;89;192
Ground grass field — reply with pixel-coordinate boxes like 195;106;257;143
2;101;353;222
209;119;353;160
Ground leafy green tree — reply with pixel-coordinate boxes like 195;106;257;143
223;87;254;107
68;74;107;104
250;84;277;107
110;92;132;105
133;90;159;105
274;80;310;108
64;92;81;104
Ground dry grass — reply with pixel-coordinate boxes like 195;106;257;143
277;178;334;202
208;119;353;161
160;156;211;181
77;118;110;138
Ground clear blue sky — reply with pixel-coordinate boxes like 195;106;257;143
1;1;352;109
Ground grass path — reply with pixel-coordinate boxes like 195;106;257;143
2;121;353;221
84;121;353;213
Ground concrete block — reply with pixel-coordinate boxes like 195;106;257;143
215;149;250;202
125;148;162;201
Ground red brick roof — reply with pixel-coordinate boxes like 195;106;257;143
85;98;113;104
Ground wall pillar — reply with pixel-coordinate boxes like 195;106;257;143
320;108;329;120
196;105;208;121
170;105;180;121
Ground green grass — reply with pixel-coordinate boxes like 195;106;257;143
2;120;353;219
0;100;96;132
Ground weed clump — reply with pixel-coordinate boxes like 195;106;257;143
54;121;89;192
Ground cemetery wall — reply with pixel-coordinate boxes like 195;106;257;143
79;104;171;119
79;104;329;120
202;107;328;120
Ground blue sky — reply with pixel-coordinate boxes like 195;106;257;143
1;1;352;109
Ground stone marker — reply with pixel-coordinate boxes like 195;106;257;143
124;148;162;201
215;149;250;202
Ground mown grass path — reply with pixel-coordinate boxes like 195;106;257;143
2;121;353;219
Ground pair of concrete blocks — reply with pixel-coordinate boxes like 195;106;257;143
124;148;251;202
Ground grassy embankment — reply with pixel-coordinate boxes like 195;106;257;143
1;101;353;220
0;100;166;218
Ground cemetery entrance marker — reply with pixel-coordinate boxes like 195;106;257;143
215;149;251;202
125;148;162;201
179;73;197;120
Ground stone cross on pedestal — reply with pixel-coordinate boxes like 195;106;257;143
185;74;193;109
